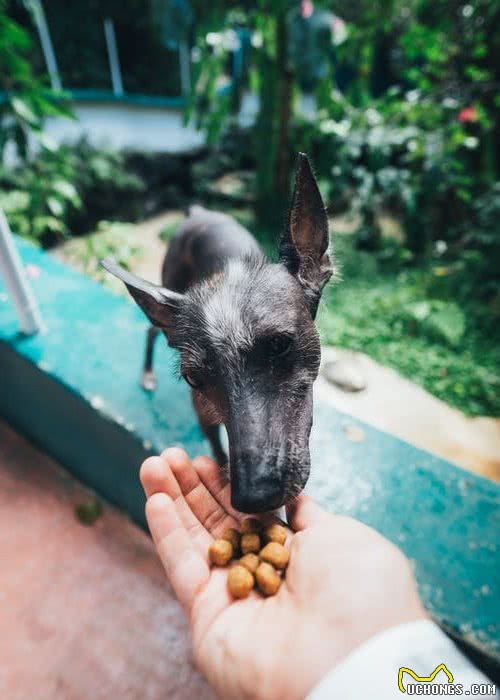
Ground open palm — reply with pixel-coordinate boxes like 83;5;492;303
140;449;425;700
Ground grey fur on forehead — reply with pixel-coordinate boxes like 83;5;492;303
187;256;303;352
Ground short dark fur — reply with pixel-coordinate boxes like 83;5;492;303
102;153;333;513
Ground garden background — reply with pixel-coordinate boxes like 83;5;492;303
1;0;499;418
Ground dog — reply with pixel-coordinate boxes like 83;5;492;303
102;153;333;513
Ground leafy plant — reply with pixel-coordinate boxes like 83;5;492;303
0;139;146;244
0;143;81;243
0;2;73;160
62;140;146;233
317;234;499;417
57;220;142;291
402;300;466;348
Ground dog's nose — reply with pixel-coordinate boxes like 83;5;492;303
230;476;284;514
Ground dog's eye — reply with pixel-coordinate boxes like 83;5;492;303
267;334;293;358
183;373;201;389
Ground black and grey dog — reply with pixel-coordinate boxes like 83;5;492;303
102;153;333;513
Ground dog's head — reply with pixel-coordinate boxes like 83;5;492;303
103;154;333;513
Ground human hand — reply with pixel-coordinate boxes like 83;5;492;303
140;449;427;700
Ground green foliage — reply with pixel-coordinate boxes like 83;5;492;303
62;140;146;233
402;301;465;348
0;142;81;242
0;139;145;244
160;218;183;242
295;84;498;300
0;2;73;160
299;88;485;219
446;182;500;304
187;3;295;223
186;33;232;143
56;220;142;293
317;235;500;417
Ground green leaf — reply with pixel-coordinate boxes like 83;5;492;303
38;132;58;152
47;196;64;216
10;96;38;126
427;303;465;347
406;301;431;321
52;179;78;201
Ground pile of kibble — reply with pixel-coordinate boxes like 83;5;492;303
208;518;290;599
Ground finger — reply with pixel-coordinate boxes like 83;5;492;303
192;455;243;522
146;492;210;614
286;494;329;532
141;450;211;554
165;447;238;542
140;455;182;499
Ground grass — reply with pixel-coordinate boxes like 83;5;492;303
317;235;500;417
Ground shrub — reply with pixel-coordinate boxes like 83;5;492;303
0;139;145;245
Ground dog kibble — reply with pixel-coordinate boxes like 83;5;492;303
227;565;255;599
256;562;281;596
259;542;289;570
209;539;233;566
222;528;241;553
264;523;287;545
209;521;291;599
239;552;260;575
241;532;261;554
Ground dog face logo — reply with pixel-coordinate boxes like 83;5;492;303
398;663;454;693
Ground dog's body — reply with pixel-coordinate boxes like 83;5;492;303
103;153;333;513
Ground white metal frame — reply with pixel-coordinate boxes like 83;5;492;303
104;18;124;97
0;209;44;335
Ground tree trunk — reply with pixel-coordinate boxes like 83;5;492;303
255;5;294;230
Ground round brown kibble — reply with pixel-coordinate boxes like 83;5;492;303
259;542;289;570
263;523;287;545
222;528;240;553
255;562;281;596
209;539;233;566
228;565;254;599
241;517;262;534
241;532;261;554
239;553;260;575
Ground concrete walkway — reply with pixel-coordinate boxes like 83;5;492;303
0;420;214;700
315;348;500;482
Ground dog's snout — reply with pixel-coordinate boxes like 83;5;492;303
230;471;284;514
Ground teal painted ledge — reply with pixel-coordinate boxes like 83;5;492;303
0;89;184;109
0;84;232;110
68;89;186;108
0;237;498;676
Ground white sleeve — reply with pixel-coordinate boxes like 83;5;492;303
306;619;498;700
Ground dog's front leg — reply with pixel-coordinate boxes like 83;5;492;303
203;425;228;470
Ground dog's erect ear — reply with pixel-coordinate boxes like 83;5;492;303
101;258;184;337
279;153;333;318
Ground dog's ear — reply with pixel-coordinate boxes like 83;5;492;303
101;258;183;338
279;153;333;318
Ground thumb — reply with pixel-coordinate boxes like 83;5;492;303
286;494;329;531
